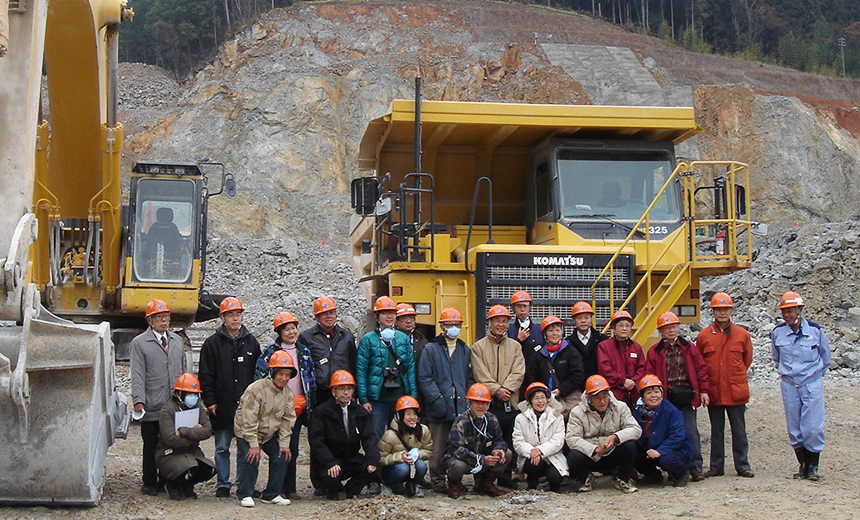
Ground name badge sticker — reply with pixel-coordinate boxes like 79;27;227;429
630;353;638;358
320;357;329;365
238;356;244;363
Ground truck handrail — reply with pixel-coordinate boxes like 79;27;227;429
464;177;493;274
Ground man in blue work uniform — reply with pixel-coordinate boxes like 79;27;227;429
508;290;543;400
771;291;830;481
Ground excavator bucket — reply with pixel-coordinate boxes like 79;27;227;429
0;286;128;505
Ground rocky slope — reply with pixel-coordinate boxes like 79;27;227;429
116;1;860;377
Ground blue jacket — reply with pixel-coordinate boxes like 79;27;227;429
771;318;831;385
255;339;317;412
356;329;417;403
508;320;544;361
418;334;475;422
633;398;693;461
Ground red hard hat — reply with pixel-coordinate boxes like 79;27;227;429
374;296;397;313
395;395;421;413
396;303;417;317
219;296;244;315
525;381;550;401
638;374;663;392
487;304;512;320
584;374;610;395
609;310;634;327
330;369;356;387
571;301;594;317
439;307;463;323
145;299;170;317
268;350;297;377
313;296;338;315
540;315;564;333
657;311;680;328
710;292;734;308
510;290;533;305
466;383;492;402
174;372;201;393
272;311;299;331
778;291;804;309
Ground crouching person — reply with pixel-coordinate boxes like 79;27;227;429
512;382;569;492
233;351;296;507
157;373;216;500
566;375;642;493
444;383;512;498
378;395;432;497
633;375;694;487
309;370;379;500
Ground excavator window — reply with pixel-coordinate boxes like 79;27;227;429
131;178;196;283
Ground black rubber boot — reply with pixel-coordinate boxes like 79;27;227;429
793;447;808;479
806;451;820;481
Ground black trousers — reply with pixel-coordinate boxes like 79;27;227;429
317;460;378;496
141;420;161;487
523;459;563;490
567;440;637;482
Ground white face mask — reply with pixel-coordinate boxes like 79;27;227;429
184;394;199;408
380;327;396;342
518;318;530;328
445;325;461;339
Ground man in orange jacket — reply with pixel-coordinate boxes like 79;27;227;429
696;293;754;478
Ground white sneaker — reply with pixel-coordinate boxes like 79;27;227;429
578;474;593;492
262;495;291;505
239;497;255;507
614;478;638;494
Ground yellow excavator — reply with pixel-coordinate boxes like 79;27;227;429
1;0;233;505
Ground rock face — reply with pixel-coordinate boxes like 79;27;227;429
116;1;860;377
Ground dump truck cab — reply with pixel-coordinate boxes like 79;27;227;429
351;100;756;344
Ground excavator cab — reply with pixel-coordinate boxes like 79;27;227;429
128;162;203;284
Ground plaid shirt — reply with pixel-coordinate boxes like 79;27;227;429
663;340;691;388
443;409;507;468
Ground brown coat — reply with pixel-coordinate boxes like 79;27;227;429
471;334;526;407
155;399;215;481
696;323;753;406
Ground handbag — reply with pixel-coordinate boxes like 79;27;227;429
667;385;696;407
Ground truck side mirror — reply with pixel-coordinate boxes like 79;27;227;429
351;177;379;216
735;185;746;217
225;177;237;198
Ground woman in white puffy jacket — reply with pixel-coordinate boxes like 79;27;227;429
512;382;569;492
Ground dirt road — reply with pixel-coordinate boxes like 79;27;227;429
3;381;858;520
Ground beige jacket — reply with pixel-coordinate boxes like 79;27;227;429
513;400;569;476
233;378;296;448
471;334;526;407
565;392;641;461
377;420;433;467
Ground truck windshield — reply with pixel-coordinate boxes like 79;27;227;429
557;150;680;222
132;178;195;283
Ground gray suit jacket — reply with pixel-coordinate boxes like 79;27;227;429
130;327;186;422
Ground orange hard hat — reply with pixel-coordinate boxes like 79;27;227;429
657;311;680;328
395;395;421;413
439;307;463;323
219;296;244;315
272;311;299;331
313;296;338;315
374;296;397;313
571;301;594;317
268;350;298;377
609;310;634;327
638;374;664;392
510;290;533;305
465;383;492;402
541;315;564;333
330;369;356;387
487;304;512;320
525;381;550;401
174;372;201;393
396;303;417;317
145;299;170;317
778;291;804;309
584;374;610;395
710;292;734;308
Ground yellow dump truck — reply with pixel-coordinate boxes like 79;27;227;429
350;100;758;344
